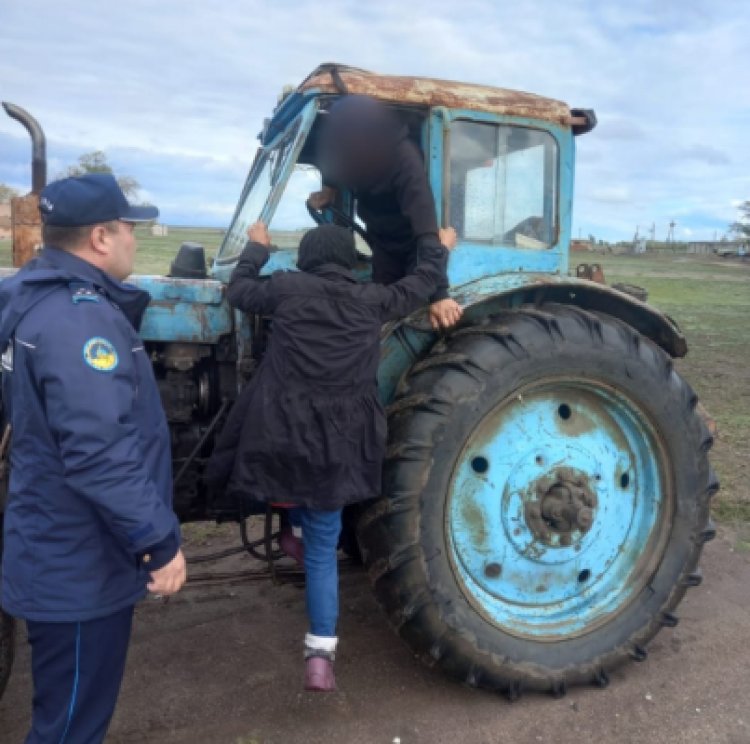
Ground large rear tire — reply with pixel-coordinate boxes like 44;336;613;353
359;304;717;696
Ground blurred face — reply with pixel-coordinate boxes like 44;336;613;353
104;220;137;280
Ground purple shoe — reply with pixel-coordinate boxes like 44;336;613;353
279;527;304;567
305;656;336;692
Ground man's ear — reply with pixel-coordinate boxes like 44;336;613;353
89;224;111;257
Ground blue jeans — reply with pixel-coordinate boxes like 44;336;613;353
293;507;342;637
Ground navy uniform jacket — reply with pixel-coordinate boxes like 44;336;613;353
0;247;180;622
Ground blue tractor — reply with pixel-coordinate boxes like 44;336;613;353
0;64;716;699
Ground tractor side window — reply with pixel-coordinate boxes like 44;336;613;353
448;121;558;248
267;164;321;248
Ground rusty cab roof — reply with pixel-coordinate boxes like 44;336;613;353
264;63;594;145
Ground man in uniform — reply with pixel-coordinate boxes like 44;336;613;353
0;173;186;743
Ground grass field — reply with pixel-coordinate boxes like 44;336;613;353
132;226;225;274
2;233;747;525
0;226;227;273
586;252;750;528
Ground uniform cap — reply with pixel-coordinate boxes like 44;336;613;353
39;173;158;226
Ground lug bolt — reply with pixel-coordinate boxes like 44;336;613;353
484;562;502;578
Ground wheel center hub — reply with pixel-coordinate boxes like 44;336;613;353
525;468;598;546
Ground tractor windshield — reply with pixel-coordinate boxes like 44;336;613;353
447;121;558;249
217;124;298;262
216;102;321;263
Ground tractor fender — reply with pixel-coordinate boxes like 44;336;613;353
378;273;686;406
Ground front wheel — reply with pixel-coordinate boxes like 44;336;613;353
359;304;717;696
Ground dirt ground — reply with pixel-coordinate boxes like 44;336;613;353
1;523;748;744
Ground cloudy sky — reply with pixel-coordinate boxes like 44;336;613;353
1;0;748;242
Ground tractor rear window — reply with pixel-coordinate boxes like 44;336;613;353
447;121;558;248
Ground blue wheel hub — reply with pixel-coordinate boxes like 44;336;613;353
447;380;670;640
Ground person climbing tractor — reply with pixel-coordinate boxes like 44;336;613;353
208;220;447;691
308;94;462;330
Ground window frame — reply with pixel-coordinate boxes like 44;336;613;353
447;119;559;248
214;99;319;267
428;107;573;282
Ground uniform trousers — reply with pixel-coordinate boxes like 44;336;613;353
24;605;134;744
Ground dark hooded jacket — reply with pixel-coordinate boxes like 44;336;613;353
319;95;450;300
0;247;180;622
207;233;446;510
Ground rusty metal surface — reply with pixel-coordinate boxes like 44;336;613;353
10;194;41;268
575;263;606;284
524;468;598;547
2;102;47;194
140;300;232;343
299;64;575;126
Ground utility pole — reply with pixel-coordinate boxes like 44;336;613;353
632;225;640;254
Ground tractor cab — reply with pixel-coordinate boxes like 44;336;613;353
211;64;595;285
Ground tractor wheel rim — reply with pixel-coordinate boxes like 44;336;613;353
446;378;672;640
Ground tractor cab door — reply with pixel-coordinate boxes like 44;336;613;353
429;108;573;284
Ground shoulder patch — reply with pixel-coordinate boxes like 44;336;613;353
83;337;119;372
70;283;101;304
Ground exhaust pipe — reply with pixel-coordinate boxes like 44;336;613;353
2;102;47;194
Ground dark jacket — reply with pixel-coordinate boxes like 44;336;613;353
207;239;446;510
325;137;450;301
356;140;441;251
0;247;180;622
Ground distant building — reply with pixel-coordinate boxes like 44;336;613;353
151;224;168;237
686;240;745;255
571;239;592;252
